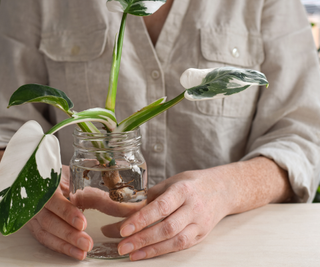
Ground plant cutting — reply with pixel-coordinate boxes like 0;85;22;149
0;0;269;241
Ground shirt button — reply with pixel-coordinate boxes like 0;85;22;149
151;70;160;80
71;45;81;56
153;143;164;153
232;47;240;58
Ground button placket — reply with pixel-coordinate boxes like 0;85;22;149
128;17;167;184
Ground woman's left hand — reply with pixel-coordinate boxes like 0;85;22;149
103;168;234;261
101;156;294;261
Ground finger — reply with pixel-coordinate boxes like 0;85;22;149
118;205;191;255
27;219;87;260
130;223;201;261
101;220;124;238
69;186;146;217
60;165;70;198
45;190;87;231
120;183;187;237
35;208;93;252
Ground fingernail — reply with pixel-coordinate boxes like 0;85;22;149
119;242;134;255
73;217;85;231
77;237;92;251
131;250;146;261
70;247;86;260
120;224;135;237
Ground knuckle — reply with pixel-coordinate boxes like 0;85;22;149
170;181;193;200
177;181;192;195
26;219;37;234
64;230;75;244
192;199;205;214
36;229;48;245
156;198;171;218
162;220;178;238
149;246;161;258
47;193;73;223
135;235;149;249
59;242;71;255
61;206;71;221
175;233;189;251
136;211;149;229
40;215;53;230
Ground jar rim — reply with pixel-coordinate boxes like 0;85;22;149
72;125;142;151
73;125;141;138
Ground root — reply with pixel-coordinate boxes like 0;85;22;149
83;162;145;203
109;187;147;203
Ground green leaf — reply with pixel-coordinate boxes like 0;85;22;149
181;67;269;101
7;84;107;138
106;0;166;16
0;121;61;235
116;94;183;132
8;84;74;114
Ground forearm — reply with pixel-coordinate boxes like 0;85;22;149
205;156;294;216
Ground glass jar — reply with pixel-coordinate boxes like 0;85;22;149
69;126;147;259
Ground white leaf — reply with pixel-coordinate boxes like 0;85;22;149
184;91;226;101
180;68;216;89
35;135;62;179
106;0;166;16
0;121;44;193
137;1;165;14
106;0;126;12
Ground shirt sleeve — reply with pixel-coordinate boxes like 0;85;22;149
242;0;320;203
0;0;53;149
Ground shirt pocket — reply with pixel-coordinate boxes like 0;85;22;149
197;27;265;118
39;24;108;62
39;24;109;111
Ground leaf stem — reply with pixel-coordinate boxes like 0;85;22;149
46;118;113;164
105;12;128;113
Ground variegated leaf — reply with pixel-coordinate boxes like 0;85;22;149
106;0;166;16
181;67;269;101
8;84;74;114
0;121;61;235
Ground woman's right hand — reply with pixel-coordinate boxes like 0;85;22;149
26;165;145;260
26;165;93;260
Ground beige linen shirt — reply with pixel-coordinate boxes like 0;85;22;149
1;0;320;202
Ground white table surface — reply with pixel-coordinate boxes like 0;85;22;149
0;204;319;267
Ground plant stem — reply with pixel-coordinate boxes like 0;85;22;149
105;12;128;113
46;118;112;164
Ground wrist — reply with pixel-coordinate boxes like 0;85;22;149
196;167;236;219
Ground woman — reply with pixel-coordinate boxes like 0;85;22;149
0;0;319;261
